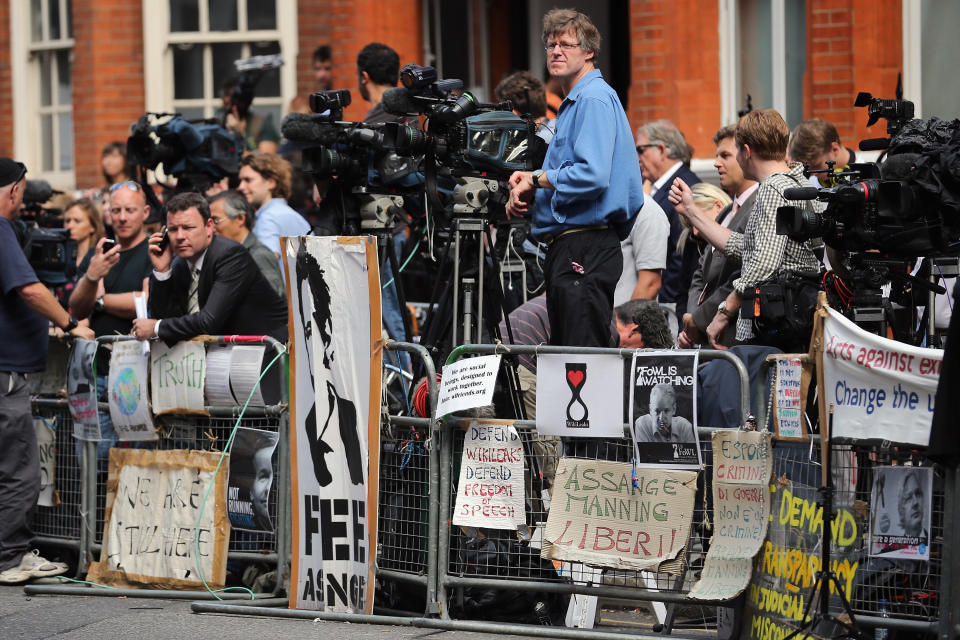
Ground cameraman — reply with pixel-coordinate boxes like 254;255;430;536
221;77;280;154
0;158;92;584
356;43;403;125
671;110;821;350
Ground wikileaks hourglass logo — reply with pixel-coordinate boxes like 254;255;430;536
565;362;589;428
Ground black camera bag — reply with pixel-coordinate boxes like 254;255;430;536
741;270;822;349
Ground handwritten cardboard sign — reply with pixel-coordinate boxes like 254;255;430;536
67;338;101;441
435;355;501;417
689;430;772;601
150;341;207;415
542;459;696;572
86;448;230;590
34;417;59;507
452;420;526;530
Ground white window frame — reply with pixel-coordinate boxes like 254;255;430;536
11;0;75;189
901;1;923;118
142;0;297;120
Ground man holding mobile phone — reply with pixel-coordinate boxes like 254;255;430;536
69;180;153;459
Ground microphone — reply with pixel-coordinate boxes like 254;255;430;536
280;113;339;144
382;88;419;116
859;138;890;152
783;186;820;200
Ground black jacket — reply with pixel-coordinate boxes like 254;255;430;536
150;235;288;346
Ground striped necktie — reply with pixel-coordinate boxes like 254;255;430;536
188;266;200;314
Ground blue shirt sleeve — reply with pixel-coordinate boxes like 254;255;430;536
0;219;39;295
546;96;616;212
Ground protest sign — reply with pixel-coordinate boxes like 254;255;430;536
536;354;625;438
452;420;526;530
34;417;58;507
227;427;279;533
108;340;156;441
67;338;100;441
628;351;702;467
772;357;810;440
689;430;772;601
86;448;230;589
435;355;501;417
869;466;932;561
542;458;697;572
285;235;381;613
821;306;941;446
740;445;864;640
150;341;206;415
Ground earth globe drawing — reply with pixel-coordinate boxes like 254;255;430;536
112;367;141;416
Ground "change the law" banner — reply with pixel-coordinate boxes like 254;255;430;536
821;307;941;446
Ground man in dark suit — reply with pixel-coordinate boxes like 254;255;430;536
635;120;701;330
132;191;287;345
674;125;758;347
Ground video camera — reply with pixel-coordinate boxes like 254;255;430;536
126;113;241;192
228;54;284;120
776;93;960;258
16;179;74;286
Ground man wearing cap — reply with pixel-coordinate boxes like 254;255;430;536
0;158;93;584
69;180;153;458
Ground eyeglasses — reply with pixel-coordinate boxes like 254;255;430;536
635;144;658;154
211;216;226;227
109;180;141;193
544;41;581;53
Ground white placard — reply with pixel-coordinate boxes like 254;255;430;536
435;355;502;417
869;466;932;560
107;340;156;441
67;338;101;441
204;345;235;406
150;341;206;414
822;307;941;445
34;417;57;507
535;353;625;438
774;357;804;439
229;345;266;408
452;421;526;529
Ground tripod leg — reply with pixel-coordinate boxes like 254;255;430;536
385;233;413;343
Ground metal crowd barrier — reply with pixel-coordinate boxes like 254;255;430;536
435;345;751;625
30;334;290;598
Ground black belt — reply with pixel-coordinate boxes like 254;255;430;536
542;224;609;247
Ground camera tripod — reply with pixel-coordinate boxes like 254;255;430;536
784;407;871;640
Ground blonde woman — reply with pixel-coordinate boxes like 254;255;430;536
676;183;732;255
61;199;105;308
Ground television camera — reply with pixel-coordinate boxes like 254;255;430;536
16;179;74;287
126;113;242;193
227;54;284;120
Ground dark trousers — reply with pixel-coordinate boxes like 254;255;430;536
544;227;622;348
0;372;39;571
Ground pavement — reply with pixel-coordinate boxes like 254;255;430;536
0;580;720;640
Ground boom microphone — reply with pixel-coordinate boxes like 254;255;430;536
783;186;820;200
859;138;891;152
382;88;419;116
280;113;339;145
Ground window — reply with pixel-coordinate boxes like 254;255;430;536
143;1;296;134
903;0;960;120
720;0;806;128
12;0;75;185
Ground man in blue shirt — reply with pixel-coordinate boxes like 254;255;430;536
238;152;311;258
506;8;644;347
0;158;93;584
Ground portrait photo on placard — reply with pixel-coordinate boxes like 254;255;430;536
227;427;279;533
627;351;701;468
869;465;933;560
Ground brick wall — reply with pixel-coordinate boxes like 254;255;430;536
295;0;333;99
628;0;722;159
805;0;902;147
0;2;12;158
72;0;146;188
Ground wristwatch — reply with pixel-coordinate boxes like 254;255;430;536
62;315;79;332
94;296;105;312
717;301;738;319
532;169;545;189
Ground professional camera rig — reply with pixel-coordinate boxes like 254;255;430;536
776;87;960;342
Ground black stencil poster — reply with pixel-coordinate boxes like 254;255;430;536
227;427;279;533
628;351;702;468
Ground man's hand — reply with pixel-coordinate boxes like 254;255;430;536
677;313;704;348
667;177;698;221
69;325;95;341
85;238;121;281
706;312;730;350
132;318;159;341
505;170;535;218
148;229;173;273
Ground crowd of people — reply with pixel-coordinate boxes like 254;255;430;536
0;7;916;586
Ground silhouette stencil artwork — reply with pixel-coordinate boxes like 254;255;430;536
295;241;364;487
